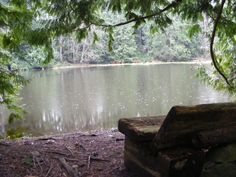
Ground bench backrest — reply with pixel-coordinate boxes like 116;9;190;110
154;102;236;149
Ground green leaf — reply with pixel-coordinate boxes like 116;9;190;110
93;32;99;44
107;27;114;51
7;128;25;139
2;35;12;48
188;24;201;38
150;25;159;34
76;29;88;42
8;113;21;124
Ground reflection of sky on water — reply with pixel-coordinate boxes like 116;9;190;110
0;64;233;136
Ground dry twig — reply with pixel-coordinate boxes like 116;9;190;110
45;164;53;177
90;157;110;162
58;157;77;177
46;150;69;156
65;146;74;156
87;155;91;170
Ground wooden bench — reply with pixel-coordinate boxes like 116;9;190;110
118;102;236;177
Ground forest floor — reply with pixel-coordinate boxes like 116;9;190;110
0;130;137;177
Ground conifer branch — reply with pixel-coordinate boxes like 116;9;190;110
92;0;182;27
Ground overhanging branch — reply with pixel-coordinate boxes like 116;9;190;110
210;0;232;86
93;0;182;28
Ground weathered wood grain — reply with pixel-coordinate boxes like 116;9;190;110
124;139;205;177
154;102;236;149
192;126;236;148
118;116;164;141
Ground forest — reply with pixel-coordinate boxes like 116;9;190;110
18;14;208;68
0;0;236;177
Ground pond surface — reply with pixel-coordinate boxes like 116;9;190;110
0;64;233;136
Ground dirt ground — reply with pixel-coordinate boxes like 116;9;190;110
0;130;138;177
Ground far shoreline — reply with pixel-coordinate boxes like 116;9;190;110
52;60;211;70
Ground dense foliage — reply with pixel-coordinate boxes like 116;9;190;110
51;15;206;65
0;1;31;122
0;0;236;126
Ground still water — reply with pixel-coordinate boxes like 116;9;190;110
1;64;233;136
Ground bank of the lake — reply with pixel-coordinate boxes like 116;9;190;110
0;130;133;177
51;60;211;70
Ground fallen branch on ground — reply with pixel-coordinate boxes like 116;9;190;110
58;157;77;177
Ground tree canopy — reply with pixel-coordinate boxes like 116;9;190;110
0;0;236;122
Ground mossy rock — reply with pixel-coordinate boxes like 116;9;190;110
201;143;236;177
201;163;236;177
206;144;236;162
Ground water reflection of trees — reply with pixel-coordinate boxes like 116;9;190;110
15;65;232;136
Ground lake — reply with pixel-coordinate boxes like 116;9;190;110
0;64;233;136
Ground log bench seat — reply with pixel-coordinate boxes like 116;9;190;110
118;102;236;177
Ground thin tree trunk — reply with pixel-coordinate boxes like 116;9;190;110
80;43;86;63
59;37;63;62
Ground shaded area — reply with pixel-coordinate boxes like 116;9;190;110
119;103;236;177
0;131;136;177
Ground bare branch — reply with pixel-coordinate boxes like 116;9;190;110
210;0;232;86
